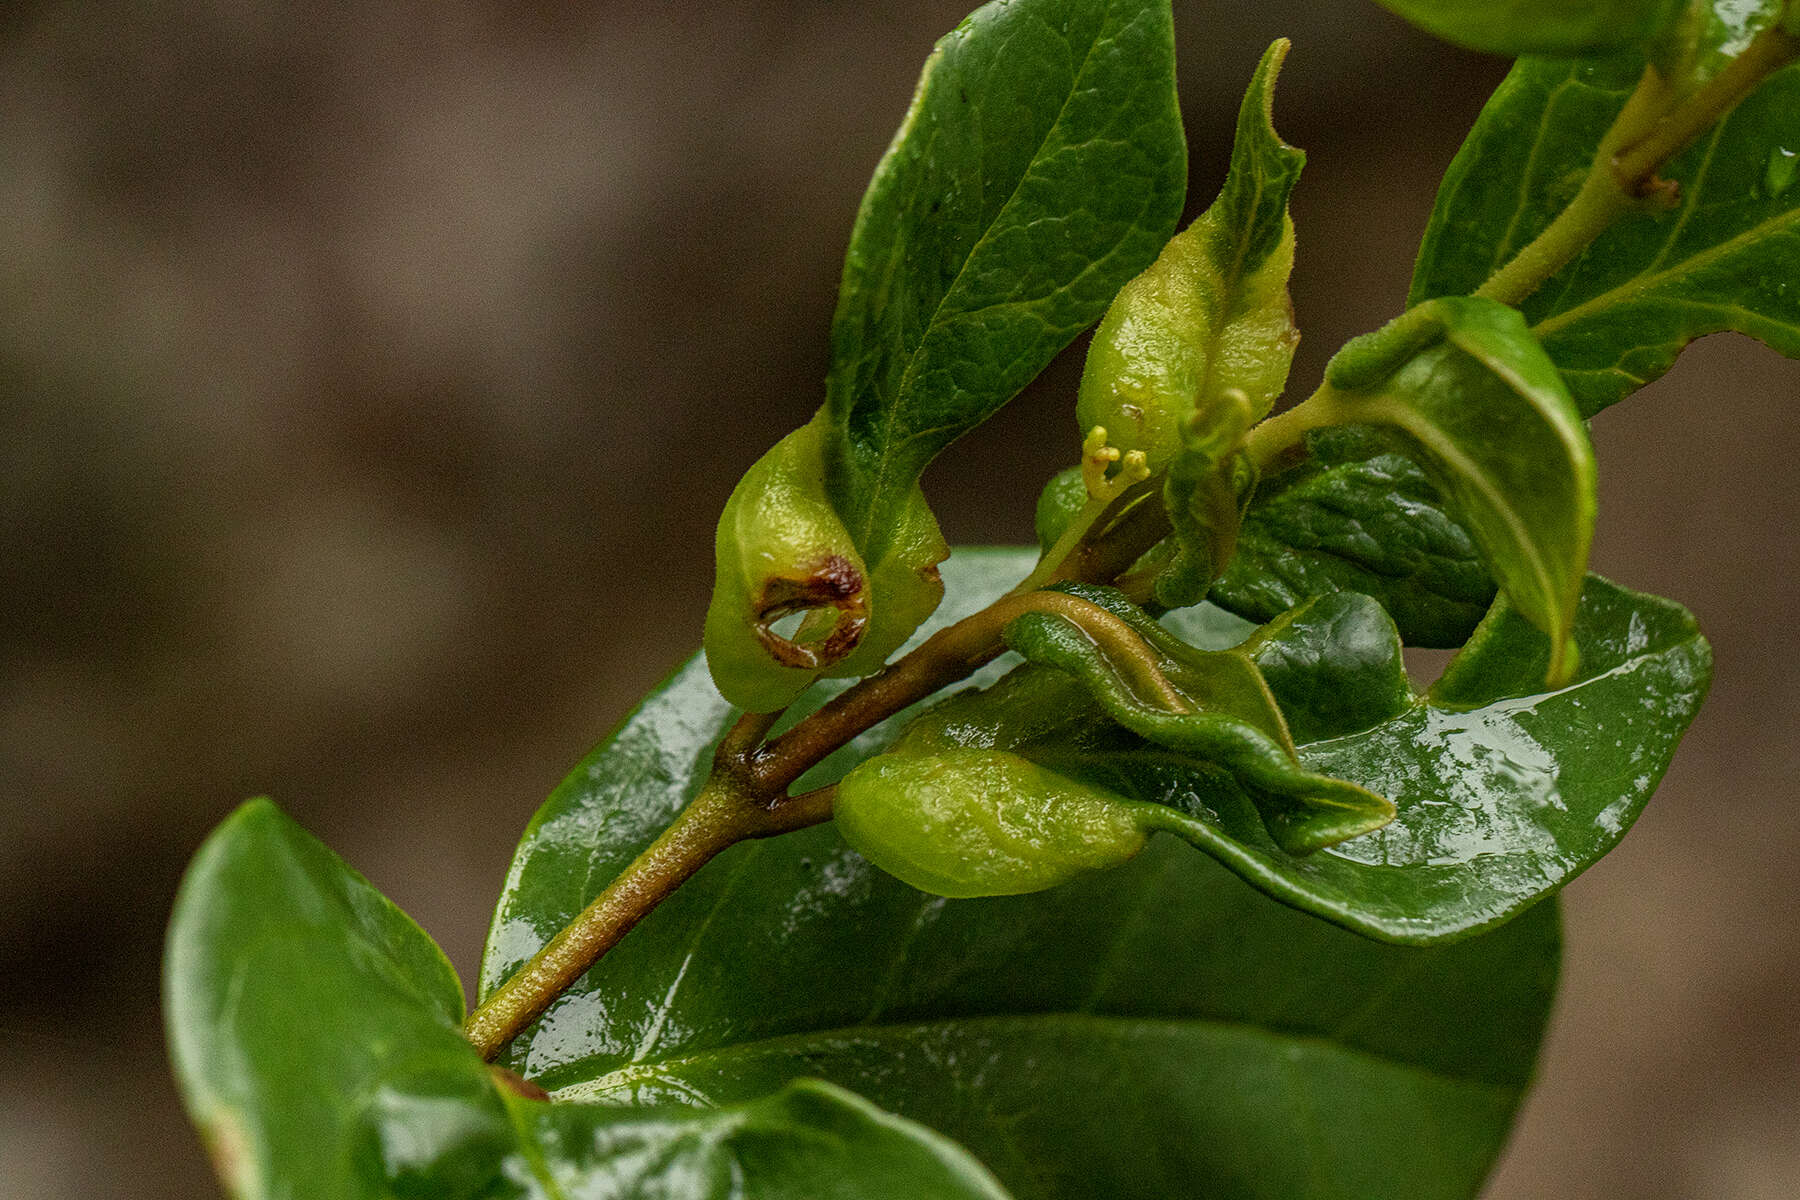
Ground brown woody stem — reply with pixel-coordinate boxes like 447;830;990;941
466;522;1171;1061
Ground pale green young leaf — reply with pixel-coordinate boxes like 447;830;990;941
1002;584;1396;854
1075;39;1303;470
1072;40;1302;605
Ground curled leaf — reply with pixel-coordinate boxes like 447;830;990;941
707;421;878;712
1071;41;1301;606
834;583;1396;904
1003;585;1397;855
1075;40;1303;471
707;423;948;713
1320;296;1596;684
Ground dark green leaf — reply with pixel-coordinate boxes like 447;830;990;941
1322;297;1596;683
1412;37;1800;416
705;0;1185;709
484;556;1564;1197
1245;590;1418;743
1370;0;1684;56
1653;2;1786;89
828;0;1186;549
1181;569;1710;943
1212;428;1497;647
483;545;1710;1196
166;799;1014;1199
845;560;1703;939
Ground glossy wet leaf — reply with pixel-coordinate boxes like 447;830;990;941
832;586;1392;888
1370;0;1683;56
1321;297;1596;683
706;0;1185;706
1003;584;1396;853
1412;39;1800;416
484;561;1563;1199
1211;428;1496;647
483;546;1711;1195
828;0;1183;553
847;562;1704;940
165;799;1014;1199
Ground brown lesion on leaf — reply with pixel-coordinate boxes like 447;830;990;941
751;554;869;669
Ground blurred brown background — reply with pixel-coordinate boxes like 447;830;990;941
3;2;1795;1196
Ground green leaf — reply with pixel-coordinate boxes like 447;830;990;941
705;0;1185;709
166;799;1014;1199
1321;297;1597;683
483;561;1563;1196
833;585;1393;885
1211;428;1497;647
1075;39;1302;470
832;558;1704;937
1411;36;1800;416
1652;1;1787;88
1369;0;1684;56
1175;568;1708;943
1244;590;1419;743
1006;584;1396;854
830;0;1186;545
483;546;1710;1195
1071;40;1300;606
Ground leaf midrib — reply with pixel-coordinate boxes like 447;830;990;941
548;1010;1525;1103
1533;203;1800;338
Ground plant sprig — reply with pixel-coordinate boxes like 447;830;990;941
168;2;1783;1196
462;3;1799;1064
